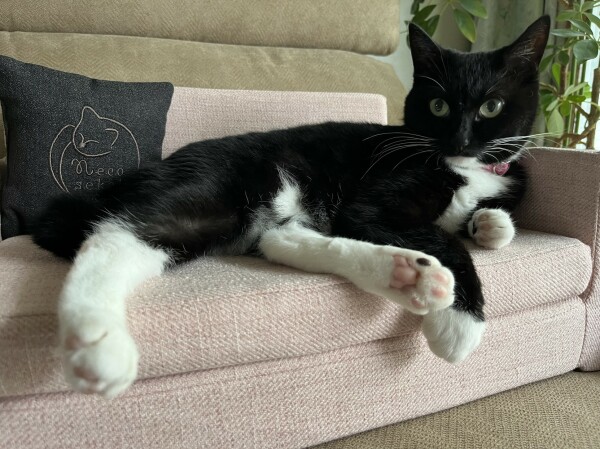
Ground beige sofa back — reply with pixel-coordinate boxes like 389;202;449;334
0;1;406;161
0;0;400;56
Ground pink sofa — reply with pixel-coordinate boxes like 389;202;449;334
1;88;599;448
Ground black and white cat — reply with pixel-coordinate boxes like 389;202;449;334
33;16;550;398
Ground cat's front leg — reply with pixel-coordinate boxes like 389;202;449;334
259;222;455;316
468;208;515;249
58;219;170;397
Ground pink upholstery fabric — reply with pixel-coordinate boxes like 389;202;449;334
0;229;591;397
1;298;585;449
162;88;388;157
516;148;600;370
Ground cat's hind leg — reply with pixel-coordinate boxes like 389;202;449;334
258;221;455;315
58;218;171;398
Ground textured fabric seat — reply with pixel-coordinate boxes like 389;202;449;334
0;229;591;397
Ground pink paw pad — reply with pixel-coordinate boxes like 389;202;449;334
74;366;99;382
390;256;419;289
65;335;82;350
387;253;454;313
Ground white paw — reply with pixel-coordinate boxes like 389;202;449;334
468;208;515;249
351;245;455;315
60;310;138;398
421;308;485;363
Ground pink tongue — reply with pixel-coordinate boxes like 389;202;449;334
485;162;510;176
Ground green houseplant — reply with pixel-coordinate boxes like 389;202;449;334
540;0;600;148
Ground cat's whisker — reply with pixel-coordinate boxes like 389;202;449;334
484;144;536;162
391;149;436;173
485;70;509;96
362;143;430;179
493;140;539;151
363;131;434;141
374;137;432;155
378;142;433;158
425;149;441;166
416;75;446;92
379;140;433;150
372;145;429;164
482;151;501;164
485;146;520;156
490;132;551;144
373;141;430;158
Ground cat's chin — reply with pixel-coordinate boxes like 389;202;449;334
445;156;484;171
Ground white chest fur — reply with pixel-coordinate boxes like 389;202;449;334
435;159;513;234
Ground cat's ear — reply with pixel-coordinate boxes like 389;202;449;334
81;106;101;122
503;15;551;68
408;23;443;75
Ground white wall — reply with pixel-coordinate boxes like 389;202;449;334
373;2;470;89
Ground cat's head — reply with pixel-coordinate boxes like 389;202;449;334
403;15;550;167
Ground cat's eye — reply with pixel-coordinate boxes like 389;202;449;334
429;98;450;117
479;98;504;118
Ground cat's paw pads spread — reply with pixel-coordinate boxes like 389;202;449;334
61;315;138;398
376;249;455;314
469;208;515;249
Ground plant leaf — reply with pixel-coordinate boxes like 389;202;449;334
453;9;477;43
410;0;426;15
559;101;571;116
569;19;594;36
567;94;587;103
582;1;599;12
546;97;560;112
551;63;562;86
584;12;600;30
424;15;440;37
564;82;589;96
557;50;570;65
556;11;580;22
546;108;565;136
551;29;586;38
540;92;555;104
540;54;554;73
457;0;488;19
573;39;599;61
413;4;436;23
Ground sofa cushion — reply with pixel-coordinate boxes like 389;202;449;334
0;31;407;160
0;0;400;56
0;299;585;449
0;230;591;396
162;88;388;158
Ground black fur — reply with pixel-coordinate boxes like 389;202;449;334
32;16;550;323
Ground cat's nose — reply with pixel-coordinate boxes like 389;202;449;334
451;137;470;155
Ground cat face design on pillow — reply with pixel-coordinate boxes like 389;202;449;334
50;106;140;193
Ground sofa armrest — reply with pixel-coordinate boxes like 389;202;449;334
515;148;600;253
515;148;600;370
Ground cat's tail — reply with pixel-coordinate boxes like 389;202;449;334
32;194;104;260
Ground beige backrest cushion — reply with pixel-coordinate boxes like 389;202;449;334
0;0;400;56
163;89;388;157
0;32;406;159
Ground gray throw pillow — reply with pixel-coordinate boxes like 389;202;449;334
0;55;174;239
